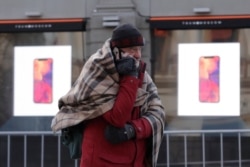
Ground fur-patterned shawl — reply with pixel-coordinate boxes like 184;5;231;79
51;39;166;167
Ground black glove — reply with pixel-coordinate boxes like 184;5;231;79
115;57;138;77
105;124;136;144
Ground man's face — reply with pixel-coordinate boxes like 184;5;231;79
120;46;142;68
120;46;142;60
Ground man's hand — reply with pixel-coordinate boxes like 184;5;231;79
115;57;138;77
105;124;136;144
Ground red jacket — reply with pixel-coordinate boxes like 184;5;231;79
80;75;152;167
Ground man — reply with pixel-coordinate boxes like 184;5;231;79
51;23;166;167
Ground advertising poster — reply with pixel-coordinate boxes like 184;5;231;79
178;43;240;116
14;46;72;116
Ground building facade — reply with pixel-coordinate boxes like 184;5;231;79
0;0;250;166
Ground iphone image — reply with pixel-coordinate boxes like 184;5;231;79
33;58;53;103
199;56;220;103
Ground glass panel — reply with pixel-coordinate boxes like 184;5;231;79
153;28;250;131
0;32;84;130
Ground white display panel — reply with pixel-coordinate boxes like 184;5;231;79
14;46;72;116
178;43;240;116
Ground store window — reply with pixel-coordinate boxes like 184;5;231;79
150;16;250;131
0;19;86;131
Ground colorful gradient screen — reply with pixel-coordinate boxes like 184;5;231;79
33;58;53;103
199;56;220;103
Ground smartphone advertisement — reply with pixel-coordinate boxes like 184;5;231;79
199;56;220;103
14;46;72;116
178;43;240;116
33;58;53;104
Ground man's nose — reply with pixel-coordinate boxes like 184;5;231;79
133;49;141;59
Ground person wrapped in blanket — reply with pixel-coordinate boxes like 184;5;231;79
51;23;166;167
